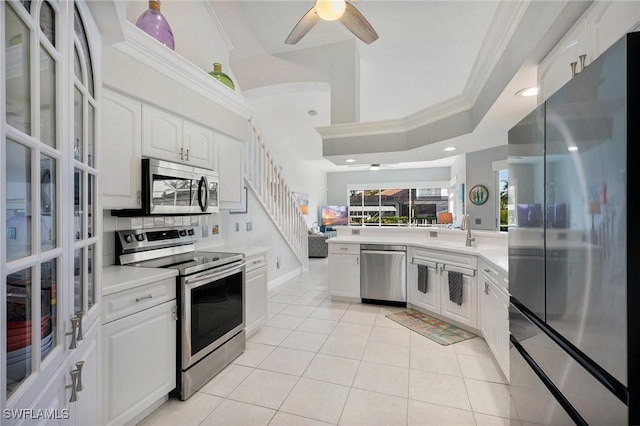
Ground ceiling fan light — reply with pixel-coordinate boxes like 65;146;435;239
316;0;346;21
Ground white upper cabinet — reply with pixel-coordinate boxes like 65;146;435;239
141;104;215;170
539;1;640;101
183;120;215;169
141;104;183;163
102;89;142;209
215;132;245;208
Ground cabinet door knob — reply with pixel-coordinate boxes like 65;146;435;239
76;311;84;342
66;369;80;402
483;268;491;273
66;316;80;349
185;148;190;161
135;294;153;302
179;147;184;160
484;282;490;295
75;361;85;392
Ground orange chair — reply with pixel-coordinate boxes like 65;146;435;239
437;212;454;224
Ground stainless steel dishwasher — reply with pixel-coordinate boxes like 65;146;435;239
360;244;407;305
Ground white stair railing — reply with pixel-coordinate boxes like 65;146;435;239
244;121;309;271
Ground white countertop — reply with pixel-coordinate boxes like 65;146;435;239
328;236;508;273
195;243;270;258
102;265;178;296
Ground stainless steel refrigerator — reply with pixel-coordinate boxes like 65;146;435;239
508;32;639;425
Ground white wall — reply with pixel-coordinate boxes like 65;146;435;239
465;145;507;231
220;188;301;283
246;84;330;229
449;155;466;227
125;1;238;91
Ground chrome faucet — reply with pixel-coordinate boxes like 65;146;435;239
461;214;475;247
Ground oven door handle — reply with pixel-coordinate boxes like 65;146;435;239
184;262;246;290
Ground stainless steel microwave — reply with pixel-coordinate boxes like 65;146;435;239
141;158;219;215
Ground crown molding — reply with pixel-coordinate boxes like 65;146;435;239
116;23;254;119
316;2;528;141
203;1;234;51
463;0;531;103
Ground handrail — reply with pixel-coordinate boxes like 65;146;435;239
244;120;309;271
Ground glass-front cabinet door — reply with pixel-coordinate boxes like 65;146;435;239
1;0;100;413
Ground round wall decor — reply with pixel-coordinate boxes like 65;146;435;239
469;184;489;205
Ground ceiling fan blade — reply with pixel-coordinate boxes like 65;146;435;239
339;2;379;44
285;6;320;45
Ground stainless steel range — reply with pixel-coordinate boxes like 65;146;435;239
115;227;246;400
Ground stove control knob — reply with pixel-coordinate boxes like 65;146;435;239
187;229;195;236
135;234;145;242
179;230;187;237
124;234;134;244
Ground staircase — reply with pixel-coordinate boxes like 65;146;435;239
244;121;309;271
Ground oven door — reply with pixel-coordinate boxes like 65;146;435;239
181;262;245;370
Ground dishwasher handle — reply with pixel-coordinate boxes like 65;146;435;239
361;249;407;256
360;244;406;252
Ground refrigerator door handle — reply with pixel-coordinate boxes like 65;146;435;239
510;335;588;426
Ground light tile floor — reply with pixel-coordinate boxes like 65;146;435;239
139;258;516;426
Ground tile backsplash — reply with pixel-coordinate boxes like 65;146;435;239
102;211;221;266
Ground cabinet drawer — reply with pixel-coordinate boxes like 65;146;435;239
245;252;267;273
479;259;508;292
414;247;477;269
103;278;176;324
329;243;359;255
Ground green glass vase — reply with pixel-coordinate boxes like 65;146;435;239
208;63;235;90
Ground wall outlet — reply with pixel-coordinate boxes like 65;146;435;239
276;255;281;269
475;218;482;225
201;225;209;238
351;229;360;235
246;222;252;231
235;222;239;232
429;231;438;238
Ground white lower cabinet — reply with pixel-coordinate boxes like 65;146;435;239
245;251;268;337
479;259;510;379
407;247;478;329
69;322;101;426
23;320;101;426
328;243;361;300
102;279;177;426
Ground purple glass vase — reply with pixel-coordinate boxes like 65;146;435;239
135;0;175;50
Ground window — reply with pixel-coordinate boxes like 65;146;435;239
347;184;449;226
498;169;508;232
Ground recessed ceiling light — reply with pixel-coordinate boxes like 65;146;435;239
345;158;356;163
369;164;380;171
568;146;579;152
308;109;318;116
443;146;456;152
515;87;539;97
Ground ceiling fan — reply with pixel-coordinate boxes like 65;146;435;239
346;163;398;171
285;0;379;45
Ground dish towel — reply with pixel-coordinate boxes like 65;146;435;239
417;265;428;293
448;271;463;306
